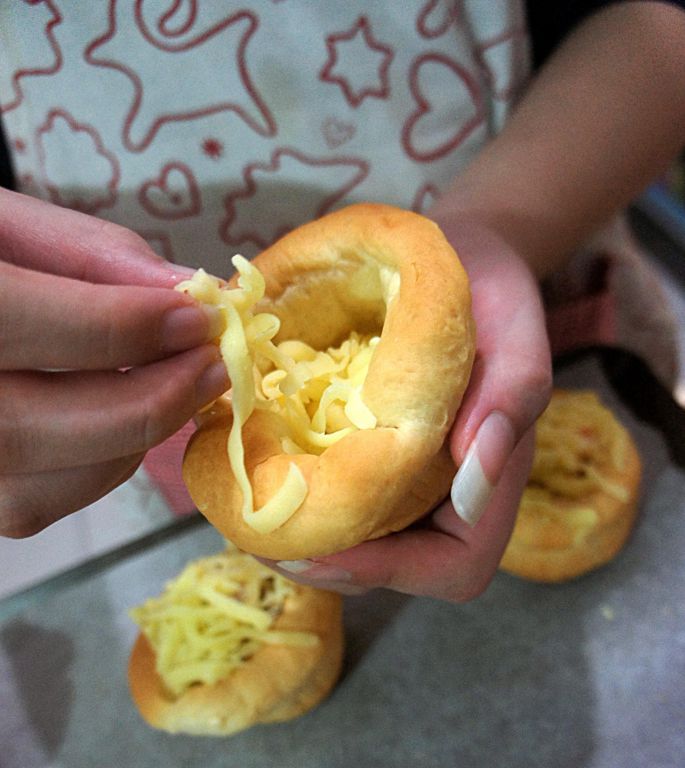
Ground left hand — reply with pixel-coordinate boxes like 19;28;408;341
259;218;552;601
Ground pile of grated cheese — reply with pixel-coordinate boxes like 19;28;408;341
129;548;317;698
525;391;630;514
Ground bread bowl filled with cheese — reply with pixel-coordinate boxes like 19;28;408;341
179;203;475;560
128;546;343;736
499;389;642;583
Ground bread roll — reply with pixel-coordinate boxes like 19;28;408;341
128;548;344;736
499;389;642;583
180;203;475;560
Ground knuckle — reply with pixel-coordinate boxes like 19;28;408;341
97;221;151;260
79;221;157;284
528;367;553;424
89;284;158;371
445;569;495;604
99;299;131;368
0;397;28;475
140;406;168;451
0;479;46;538
530;364;553;406
136;374;191;450
117;458;142;487
509;361;553;435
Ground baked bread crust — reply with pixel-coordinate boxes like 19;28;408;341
128;580;344;736
182;203;475;560
499;390;642;583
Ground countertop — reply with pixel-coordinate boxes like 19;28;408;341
1;353;683;768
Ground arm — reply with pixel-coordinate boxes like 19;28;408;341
267;2;685;600
432;0;685;277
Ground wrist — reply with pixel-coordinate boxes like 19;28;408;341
427;168;585;282
427;195;543;286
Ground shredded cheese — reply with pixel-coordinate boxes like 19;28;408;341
129;548;318;698
176;256;381;534
527;391;631;516
260;330;380;454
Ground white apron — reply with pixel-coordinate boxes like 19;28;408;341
1;0;529;274
0;0;533;516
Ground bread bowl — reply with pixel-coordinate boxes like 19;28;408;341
128;547;344;736
178;203;475;560
499;389;642;583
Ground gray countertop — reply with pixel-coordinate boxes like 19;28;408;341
1;356;683;768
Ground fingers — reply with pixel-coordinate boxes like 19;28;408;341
452;234;552;456
442;225;552;528
262;220;550;602
0;190;228;536
0;454;144;538
281;436;533;599
0;345;229;474
0;188;195;287
268;429;535;601
0;261;224;370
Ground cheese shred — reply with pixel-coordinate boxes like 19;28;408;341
129;548;318;698
176;256;380;534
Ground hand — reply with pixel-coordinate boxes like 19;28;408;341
260;219;552;601
261;0;685;601
0;189;229;538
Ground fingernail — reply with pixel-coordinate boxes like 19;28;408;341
195;359;229;408
450;411;515;527
277;559;315;574
161;304;225;352
170;265;199;280
277;560;353;583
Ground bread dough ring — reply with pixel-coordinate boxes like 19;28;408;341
182;203;475;560
499;389;642;583
128;550;344;736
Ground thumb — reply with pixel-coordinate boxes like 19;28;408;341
448;251;552;527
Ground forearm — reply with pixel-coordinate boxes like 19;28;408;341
431;1;685;278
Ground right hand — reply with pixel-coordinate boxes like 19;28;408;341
0;189;229;537
260;217;552;603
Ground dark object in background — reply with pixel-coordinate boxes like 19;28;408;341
0;116;16;190
556;345;685;468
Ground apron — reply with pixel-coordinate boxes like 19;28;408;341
5;2;678;516
0;0;530;273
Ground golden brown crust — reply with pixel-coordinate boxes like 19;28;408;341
183;203;473;560
128;581;344;736
499;390;642;583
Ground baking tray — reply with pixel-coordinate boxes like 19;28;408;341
1;348;683;768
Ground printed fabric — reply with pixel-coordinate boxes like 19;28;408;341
0;0;529;273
